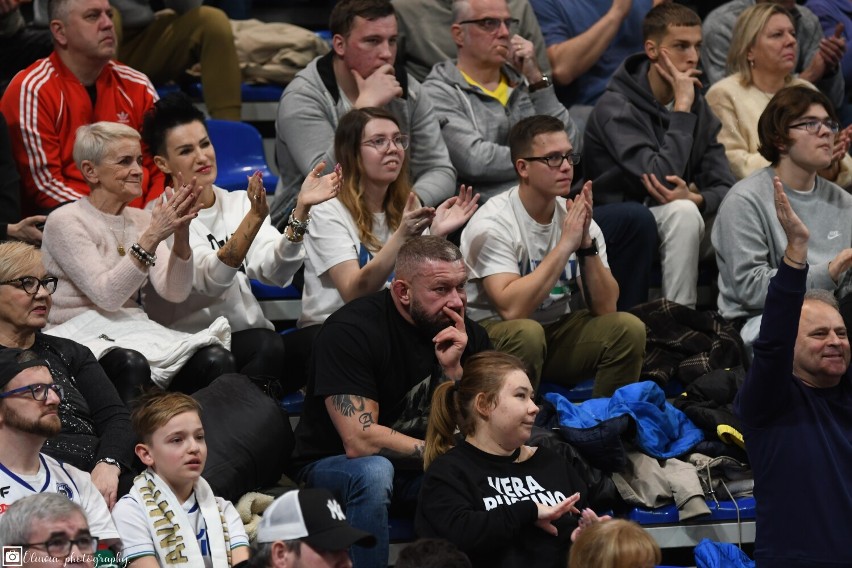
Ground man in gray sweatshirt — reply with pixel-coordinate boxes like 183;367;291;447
712;85;852;351
272;0;456;229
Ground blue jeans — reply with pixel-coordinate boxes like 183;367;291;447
593;202;657;311
298;455;422;568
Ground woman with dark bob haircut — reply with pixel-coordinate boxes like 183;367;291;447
141;92;340;394
712;84;852;352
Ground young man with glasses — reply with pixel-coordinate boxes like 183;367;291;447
271;0;456;229
459;115;645;396
713;85;852;352
584;3;735;309
0;493;98;567
424;0;658;311
0;348;119;547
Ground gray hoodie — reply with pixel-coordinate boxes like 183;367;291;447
423;60;577;200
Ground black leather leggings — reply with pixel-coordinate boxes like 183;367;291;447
100;345;237;405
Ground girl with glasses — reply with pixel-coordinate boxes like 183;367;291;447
292;108;479;359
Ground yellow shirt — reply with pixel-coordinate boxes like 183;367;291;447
459;69;511;106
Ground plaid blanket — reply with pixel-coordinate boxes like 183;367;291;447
629;299;747;386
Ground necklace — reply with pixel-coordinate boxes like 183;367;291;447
105;215;127;256
89;196;127;255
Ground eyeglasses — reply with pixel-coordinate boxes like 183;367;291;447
19;535;99;557
361;135;410;152
522;152;582;168
458;17;519;34
0;383;64;402
789;119;840;135
0;276;58;295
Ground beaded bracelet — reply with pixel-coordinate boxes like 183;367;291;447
130;243;157;266
287;210;312;242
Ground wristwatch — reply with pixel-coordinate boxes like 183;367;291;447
96;457;121;471
528;75;552;93
576;240;598;258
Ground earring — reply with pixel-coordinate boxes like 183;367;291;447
748;59;755;68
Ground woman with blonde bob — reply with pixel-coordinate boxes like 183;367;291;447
568;519;661;568
706;3;852;187
415;351;586;568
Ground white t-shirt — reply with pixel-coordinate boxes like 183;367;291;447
299;198;394;327
145;185;304;333
460;187;608;324
0;454;119;539
113;490;248;567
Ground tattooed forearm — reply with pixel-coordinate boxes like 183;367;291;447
359;411;375;430
331;394;366;417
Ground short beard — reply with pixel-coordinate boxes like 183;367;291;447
409;297;460;339
1;405;61;437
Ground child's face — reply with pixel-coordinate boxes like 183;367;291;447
137;411;207;489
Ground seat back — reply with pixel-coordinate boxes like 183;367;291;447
206;119;277;193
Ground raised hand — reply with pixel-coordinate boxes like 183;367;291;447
298;161;341;208
353;64;403;108
576;181;594;248
509;35;542;83
773;176;808;247
430;185;480;237
559;192;588;254
146;173;203;246
655;51;702;112
246;171;270;219
535;492;581;536
397;192;436;238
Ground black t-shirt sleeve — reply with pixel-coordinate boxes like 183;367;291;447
312;318;383;401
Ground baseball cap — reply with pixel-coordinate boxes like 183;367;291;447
0;349;50;391
256;488;377;551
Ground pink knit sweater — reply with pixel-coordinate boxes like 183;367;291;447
42;198;193;325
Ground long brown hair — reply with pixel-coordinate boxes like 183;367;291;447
424;351;528;469
334;107;412;253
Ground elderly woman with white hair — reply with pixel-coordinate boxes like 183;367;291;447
41;122;234;402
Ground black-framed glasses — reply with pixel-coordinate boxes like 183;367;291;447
458;17;519;34
0;383;64;402
361;135;410;152
19;535;99;557
0;276;58;295
522;152;582;168
789;119;840;135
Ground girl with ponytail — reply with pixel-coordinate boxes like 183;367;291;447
416;351;589;568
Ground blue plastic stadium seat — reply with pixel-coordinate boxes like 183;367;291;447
388;517;416;543
280;391;305;415
539;379;685;403
205;119;278;192
156;82;284;103
249;279;302;300
627;496;756;525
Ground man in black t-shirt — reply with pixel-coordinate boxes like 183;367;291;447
292;236;492;568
